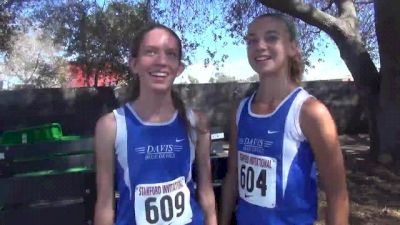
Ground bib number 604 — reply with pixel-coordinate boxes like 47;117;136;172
240;164;267;196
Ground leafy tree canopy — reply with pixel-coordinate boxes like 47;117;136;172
0;0;30;53
147;0;376;69
1;0;377;86
33;0;148;84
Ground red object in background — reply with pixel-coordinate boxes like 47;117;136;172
68;63;121;87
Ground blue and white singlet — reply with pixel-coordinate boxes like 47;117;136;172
113;103;204;225
235;87;318;225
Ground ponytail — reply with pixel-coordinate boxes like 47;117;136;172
171;89;193;141
128;73;140;101
289;48;304;85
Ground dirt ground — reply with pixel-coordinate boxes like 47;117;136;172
316;134;400;225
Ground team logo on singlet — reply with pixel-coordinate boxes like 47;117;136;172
134;139;185;160
238;137;273;154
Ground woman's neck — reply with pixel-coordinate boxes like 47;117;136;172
255;74;298;105
131;90;176;123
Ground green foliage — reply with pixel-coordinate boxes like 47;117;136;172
147;0;229;67
2;30;69;88
222;0;377;68
34;0;148;86
355;2;378;64
0;0;29;53
209;72;236;83
144;0;322;69
1;0;378;86
188;76;199;84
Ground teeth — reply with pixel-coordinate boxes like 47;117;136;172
255;56;271;61
150;72;167;77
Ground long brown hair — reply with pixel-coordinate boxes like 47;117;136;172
252;13;304;85
128;23;192;136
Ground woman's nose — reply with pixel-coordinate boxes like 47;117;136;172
255;39;268;50
155;52;169;65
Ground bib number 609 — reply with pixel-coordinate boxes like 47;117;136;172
145;191;185;224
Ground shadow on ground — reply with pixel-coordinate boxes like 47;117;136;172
316;134;400;225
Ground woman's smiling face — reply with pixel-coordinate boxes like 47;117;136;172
130;27;183;93
246;16;297;78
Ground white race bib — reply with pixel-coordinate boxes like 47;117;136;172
134;176;193;225
238;151;277;208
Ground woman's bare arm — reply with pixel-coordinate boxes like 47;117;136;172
193;111;218;225
301;98;349;225
94;113;116;225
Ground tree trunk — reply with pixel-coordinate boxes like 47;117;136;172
145;0;152;22
94;68;99;87
332;38;380;159
83;63;92;87
375;0;400;165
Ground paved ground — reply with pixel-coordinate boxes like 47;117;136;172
316;134;400;225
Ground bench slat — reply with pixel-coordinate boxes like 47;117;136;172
10;154;94;175
0;138;93;160
0;171;95;204
0;202;92;225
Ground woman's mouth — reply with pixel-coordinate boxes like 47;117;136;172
255;55;272;61
150;71;168;77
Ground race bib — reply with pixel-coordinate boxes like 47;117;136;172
134;176;192;225
238;151;277;208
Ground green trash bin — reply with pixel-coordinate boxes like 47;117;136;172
0;123;91;178
0;123;79;145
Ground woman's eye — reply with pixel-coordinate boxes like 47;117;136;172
167;51;178;58
246;38;257;46
265;35;278;43
145;49;156;55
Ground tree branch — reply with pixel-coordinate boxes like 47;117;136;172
1;0;26;11
334;0;357;19
29;52;41;81
257;0;338;34
355;0;373;5
322;0;334;11
333;0;358;37
1;0;15;9
258;0;363;43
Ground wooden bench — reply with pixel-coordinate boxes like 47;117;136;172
0;136;229;225
0;138;96;225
